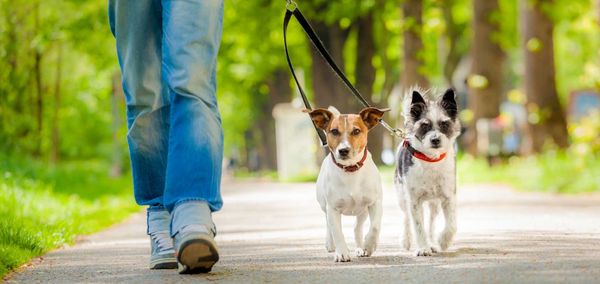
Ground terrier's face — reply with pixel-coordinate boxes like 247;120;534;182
404;89;461;155
306;107;389;165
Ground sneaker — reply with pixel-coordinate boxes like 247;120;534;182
149;231;177;269
174;224;220;274
147;209;177;269
171;201;219;274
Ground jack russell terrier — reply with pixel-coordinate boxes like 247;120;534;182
305;106;389;262
394;88;461;256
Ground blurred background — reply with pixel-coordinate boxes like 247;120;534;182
1;0;599;277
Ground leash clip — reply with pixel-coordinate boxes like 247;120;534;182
390;128;406;138
380;120;406;139
286;0;297;11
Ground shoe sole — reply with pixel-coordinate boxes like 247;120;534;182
149;257;178;269
177;236;219;274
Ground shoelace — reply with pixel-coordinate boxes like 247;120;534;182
151;231;173;251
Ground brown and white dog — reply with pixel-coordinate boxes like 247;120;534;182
305;106;389;262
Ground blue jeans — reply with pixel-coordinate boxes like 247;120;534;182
108;0;224;214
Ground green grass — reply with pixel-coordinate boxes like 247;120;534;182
0;155;139;277
380;150;600;194
457;151;600;193
233;169;318;183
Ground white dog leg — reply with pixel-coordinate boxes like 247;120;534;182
325;215;335;252
439;196;457;251
354;212;367;256
399;200;411;251
410;200;433;256
362;200;382;257
428;201;439;252
327;206;351;262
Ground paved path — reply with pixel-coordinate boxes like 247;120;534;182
6;181;600;283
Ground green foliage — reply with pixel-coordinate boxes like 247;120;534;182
458;151;600;194
458;112;600;193
553;1;600;100
569;110;600;154
2;0;596;163
0;0;119;159
0;155;138;277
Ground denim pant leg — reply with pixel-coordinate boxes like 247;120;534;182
109;0;170;207
161;0;224;213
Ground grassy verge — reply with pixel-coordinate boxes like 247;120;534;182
0;155;139;277
457;151;600;193
380;150;600;194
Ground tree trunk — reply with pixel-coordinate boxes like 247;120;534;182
467;0;505;155
354;10;384;164
441;0;466;87
470;0;503;119
256;69;291;171
597;0;600;25
401;0;429;90
34;2;43;156
310;17;355;113
51;43;62;164
520;0;569;152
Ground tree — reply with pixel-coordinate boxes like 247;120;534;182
401;0;429;90
255;69;292;170
441;0;469;86
309;4;359;113
354;9;387;164
50;42;62;164
520;0;569;152
467;0;505;154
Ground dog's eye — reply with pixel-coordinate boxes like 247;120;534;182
351;129;361;136
439;120;450;129
420;122;431;131
330;129;340;136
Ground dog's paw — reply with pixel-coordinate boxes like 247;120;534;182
401;237;411;251
415;247;434;257
355;248;371;257
326;243;335;253
430;246;439;254
439;239;452;251
439;231;455;251
333;250;351;262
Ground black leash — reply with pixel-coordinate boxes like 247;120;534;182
283;1;404;148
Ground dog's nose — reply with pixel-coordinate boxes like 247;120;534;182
338;148;350;157
431;138;441;147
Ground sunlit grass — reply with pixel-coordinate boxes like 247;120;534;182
380;150;600;194
457;151;600;193
0;156;139;277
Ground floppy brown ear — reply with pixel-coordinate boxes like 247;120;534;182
303;108;333;130
359;107;390;129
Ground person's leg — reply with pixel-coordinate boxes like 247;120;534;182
108;0;176;269
160;0;224;273
161;0;224;214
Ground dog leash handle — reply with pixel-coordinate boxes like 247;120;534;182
284;8;328;147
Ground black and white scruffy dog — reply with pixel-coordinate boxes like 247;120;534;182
394;88;461;256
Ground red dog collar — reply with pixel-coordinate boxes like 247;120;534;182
331;147;368;173
403;140;447;163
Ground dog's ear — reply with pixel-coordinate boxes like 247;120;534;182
410;90;427;121
359;107;390;130
440;88;458;120
303;108;333;130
